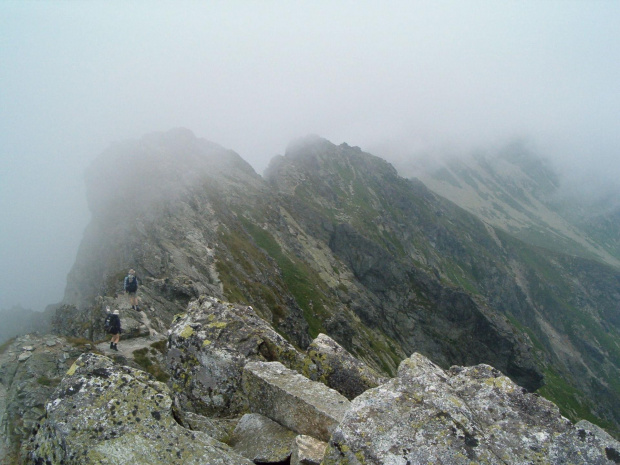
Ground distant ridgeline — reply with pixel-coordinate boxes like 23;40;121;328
0;306;53;345
2;129;618;463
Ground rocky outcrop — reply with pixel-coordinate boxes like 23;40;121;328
308;333;388;400
230;413;297;463
9;330;620;464
167;296;310;417
242;361;350;442
0;334;88;464
323;353;620;464
27;352;253;465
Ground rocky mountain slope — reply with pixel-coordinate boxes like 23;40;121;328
397;141;620;268
3;128;619;462
3;301;619;464
53;129;620;436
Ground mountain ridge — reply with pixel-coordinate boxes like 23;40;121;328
396;141;620;268
2;129;619;463
57;129;619;434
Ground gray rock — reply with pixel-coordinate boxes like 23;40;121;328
0;335;85;464
175;410;237;443
167;297;310;417
308;333;388;399
291;435;327;465
230;413;296;463
242;361;350;442
323;352;620;465
26;353;253;465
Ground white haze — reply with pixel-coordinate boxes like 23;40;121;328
1;1;619;312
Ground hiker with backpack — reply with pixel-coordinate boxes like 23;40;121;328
124;269;140;311
105;308;122;351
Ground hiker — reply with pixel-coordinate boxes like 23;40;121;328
109;309;121;351
124;269;140;311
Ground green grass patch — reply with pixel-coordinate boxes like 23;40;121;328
36;376;60;387
150;339;168;355
538;367;616;435
240;218;331;338
133;347;170;383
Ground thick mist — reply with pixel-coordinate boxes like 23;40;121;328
1;1;619;312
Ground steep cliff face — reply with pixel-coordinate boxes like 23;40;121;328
60;128;310;347
263;136;620;434
58;130;619;436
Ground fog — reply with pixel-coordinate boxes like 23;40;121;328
1;1;619;312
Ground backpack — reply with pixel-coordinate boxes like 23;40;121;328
104;314;113;334
125;275;138;292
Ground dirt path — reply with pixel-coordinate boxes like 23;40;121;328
96;333;167;359
96;309;167;361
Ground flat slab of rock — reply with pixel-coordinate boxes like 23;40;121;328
242;361;350;442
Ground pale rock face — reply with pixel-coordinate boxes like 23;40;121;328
308;333;388;400
242;360;351;442
323;353;620;465
291;435;328;465
26;352;253;465
167;296;310;417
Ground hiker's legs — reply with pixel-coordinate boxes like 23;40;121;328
111;333;120;350
128;292;138;309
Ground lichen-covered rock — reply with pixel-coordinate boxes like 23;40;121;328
26;352;253;465
0;334;87;464
323;353;620;464
230;413;296;463
174;410;237;443
242;361;350;442
291;435;327;465
308;333;388;400
167;297;311;417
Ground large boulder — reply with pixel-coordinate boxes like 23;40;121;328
308;333;388;399
0;334;87;464
167;297;310;417
26;353;253;465
242;361;350;442
323;353;620;464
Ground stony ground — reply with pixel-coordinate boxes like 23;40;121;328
95;308;167;362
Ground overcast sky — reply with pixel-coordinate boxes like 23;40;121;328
1;1;619;312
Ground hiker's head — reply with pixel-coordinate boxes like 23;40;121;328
129;269;135;275
113;309;120;315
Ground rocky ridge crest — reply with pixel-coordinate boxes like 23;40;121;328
10;304;620;464
42;129;620;446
